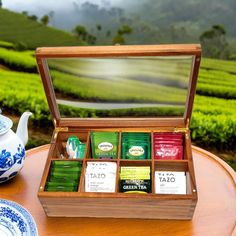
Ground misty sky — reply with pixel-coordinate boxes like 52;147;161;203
2;0;123;13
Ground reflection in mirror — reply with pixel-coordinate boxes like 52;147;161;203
47;56;194;118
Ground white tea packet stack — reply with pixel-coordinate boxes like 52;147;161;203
155;171;186;194
85;162;117;193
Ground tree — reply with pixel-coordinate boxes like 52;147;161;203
106;30;111;38
73;25;96;45
22;11;28;16
28;15;38;21
73;25;88;41
112;34;125;45
0;0;2;8
112;24;132;45
41;15;49;25
118;24;132;35
200;25;230;59
96;24;102;31
87;35;97;45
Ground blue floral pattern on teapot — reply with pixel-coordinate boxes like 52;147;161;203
0;112;31;183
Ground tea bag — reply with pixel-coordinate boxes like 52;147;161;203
45;160;82;192
155;171;186;194
66;136;86;159
121;132;151;160
120;166;151;193
90;132;118;159
153;132;183;160
85;161;117;192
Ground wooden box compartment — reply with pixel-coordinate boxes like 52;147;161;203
36;44;201;219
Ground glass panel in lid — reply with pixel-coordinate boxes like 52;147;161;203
46;55;194;119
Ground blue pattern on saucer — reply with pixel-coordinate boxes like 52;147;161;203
0;199;38;236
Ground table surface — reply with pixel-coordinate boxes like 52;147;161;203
0;145;236;236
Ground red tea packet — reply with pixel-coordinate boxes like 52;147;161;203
154;144;183;160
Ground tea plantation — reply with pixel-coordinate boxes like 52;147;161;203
0;46;235;169
0;8;83;49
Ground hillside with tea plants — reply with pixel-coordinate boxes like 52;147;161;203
0;45;235;169
0;8;83;49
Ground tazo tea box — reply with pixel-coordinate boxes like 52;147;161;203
91;132;118;159
85;162;117;192
155;171;186;194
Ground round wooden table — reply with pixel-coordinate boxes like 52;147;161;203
0;145;236;236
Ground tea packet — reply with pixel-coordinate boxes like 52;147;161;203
90;132;118;159
153;132;183;160
85;161;117;192
121;132;151;160
66;136;86;159
45;160;82;192
155;171;186;194
120;166;151;193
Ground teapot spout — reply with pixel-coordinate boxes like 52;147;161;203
16;112;32;146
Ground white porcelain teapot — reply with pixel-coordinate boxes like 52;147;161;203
0;111;32;183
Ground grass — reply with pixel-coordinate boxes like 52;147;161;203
0;8;84;49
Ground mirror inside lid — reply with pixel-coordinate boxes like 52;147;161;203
36;45;201;125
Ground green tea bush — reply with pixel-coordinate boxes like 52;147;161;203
0;8;83;49
0;47;37;72
0;56;236;150
197;64;236;99
0;70;51;125
191;95;236;149
58;104;184;118
0;40;14;49
52;70;186;103
191;112;236;149
201;58;236;74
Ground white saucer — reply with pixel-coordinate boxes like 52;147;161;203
0;199;38;236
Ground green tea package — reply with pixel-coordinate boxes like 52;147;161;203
121;132;151;160
90;131;119;159
45;160;82;192
120;166;151;193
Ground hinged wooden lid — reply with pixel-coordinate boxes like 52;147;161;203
35;44;201;129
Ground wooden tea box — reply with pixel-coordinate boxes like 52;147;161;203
36;44;201;220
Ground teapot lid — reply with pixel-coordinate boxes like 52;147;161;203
0;114;13;135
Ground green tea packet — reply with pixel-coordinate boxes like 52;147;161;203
91;132;118;159
45;160;82;192
120;166;151;193
121;132;151;160
45;181;78;192
52;160;82;167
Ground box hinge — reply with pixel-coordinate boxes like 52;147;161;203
174;118;190;133
54;126;69;140
55;126;69;132
174;127;189;133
